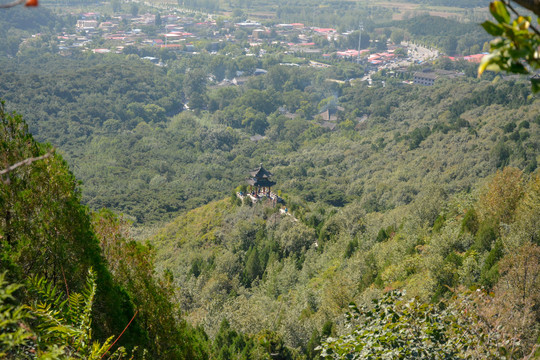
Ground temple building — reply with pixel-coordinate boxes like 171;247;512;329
238;164;281;204
247;164;276;193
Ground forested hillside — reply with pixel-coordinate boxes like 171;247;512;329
152;165;540;358
1;0;539;358
0;103;210;358
1;51;536;223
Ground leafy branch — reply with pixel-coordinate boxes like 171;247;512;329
0;272;33;358
511;0;540;17
480;1;540;91
0;151;53;182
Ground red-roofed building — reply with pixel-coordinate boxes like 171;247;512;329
448;54;486;63
288;42;315;46
160;44;183;49
337;49;359;58
463;54;485;63
314;28;336;34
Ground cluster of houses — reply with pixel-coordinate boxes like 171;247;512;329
57;10;415;69
61;11;203;55
52;10;496;88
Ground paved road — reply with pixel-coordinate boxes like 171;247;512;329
362;41;440;83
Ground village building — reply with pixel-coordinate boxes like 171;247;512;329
318;106;344;122
414;69;464;86
236;20;261;28
76;20;98;30
254;68;268;76
413;71;438;86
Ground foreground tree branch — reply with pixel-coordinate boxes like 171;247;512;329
480;1;540;91
0;0;37;8
512;0;540;16
0;151;52;180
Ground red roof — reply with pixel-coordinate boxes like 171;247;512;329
288;42;315;46
448;54;486;63
314;28;336;33
463;54;485;63
337;49;359;57
160;44;182;48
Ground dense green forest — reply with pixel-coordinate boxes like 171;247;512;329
0;6;72;57
1;0;539;358
151;167;540;358
1;103;312;359
1;50;534;223
0;103;211;358
4;55;538;356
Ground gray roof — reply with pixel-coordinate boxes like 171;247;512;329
249;164;273;178
247;164;275;187
413;71;438;79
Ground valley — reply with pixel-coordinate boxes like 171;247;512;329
0;0;539;359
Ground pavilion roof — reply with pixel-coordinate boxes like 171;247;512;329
247;178;276;187
249;164;273;179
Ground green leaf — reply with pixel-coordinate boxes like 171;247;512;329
481;21;504;36
490;1;511;24
478;53;499;76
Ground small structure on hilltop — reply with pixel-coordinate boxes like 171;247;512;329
237;164;282;205
248;163;275;191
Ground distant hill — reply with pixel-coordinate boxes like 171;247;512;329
405;0;488;7
0;6;58;31
0;6;71;57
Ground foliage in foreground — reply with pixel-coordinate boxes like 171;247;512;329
318;290;528;359
0;269;133;359
0;103;213;358
480;1;540;92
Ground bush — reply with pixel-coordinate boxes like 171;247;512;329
318;290;522;359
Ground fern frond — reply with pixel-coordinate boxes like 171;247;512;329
22;268;132;359
88;335;115;359
66;292;85;324
80;268;97;331
27;274;66;311
0;272;33;356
